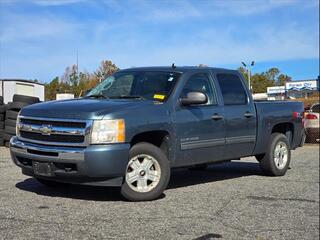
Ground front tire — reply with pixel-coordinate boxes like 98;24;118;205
259;133;291;176
121;142;170;201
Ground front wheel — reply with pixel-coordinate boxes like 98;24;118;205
121;142;170;201
259;133;291;176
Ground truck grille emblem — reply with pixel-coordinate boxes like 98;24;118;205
39;124;53;135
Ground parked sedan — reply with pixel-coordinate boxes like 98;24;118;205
305;103;320;143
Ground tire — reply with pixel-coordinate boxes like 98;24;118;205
13;94;40;104
0;113;4;121
259;133;291;176
3;133;13;141
0;122;4;129
0;105;5;113
36;178;65;187
5;126;16;135
6;110;19;120
6;102;29;111
5;119;16;127
188;163;208;170
0;96;3;105
0;138;4;146
121;142;170;201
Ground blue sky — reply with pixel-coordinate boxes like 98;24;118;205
0;0;319;83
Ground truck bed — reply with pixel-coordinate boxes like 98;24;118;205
253;101;304;154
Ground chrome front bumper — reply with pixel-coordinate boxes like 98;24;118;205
10;136;130;186
10;136;85;162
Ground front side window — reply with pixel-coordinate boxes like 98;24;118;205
181;73;216;105
87;71;181;101
216;73;248;105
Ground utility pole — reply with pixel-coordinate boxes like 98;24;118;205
241;61;255;92
76;49;79;79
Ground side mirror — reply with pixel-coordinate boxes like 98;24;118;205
180;91;208;106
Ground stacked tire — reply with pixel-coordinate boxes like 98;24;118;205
0;96;5;146
4;95;40;147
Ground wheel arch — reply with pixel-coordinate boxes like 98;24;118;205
130;130;173;161
271;122;294;147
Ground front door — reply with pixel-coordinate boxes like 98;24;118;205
173;72;226;167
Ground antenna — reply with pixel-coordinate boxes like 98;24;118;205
171;63;176;70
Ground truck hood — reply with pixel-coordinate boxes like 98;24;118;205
20;98;153;119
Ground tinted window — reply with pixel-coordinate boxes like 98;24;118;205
216;73;247;105
181;73;216;105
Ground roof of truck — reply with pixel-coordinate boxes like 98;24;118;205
119;66;237;73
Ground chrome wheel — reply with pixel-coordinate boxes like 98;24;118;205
125;154;161;193
273;141;288;169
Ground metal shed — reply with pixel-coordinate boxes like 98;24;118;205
0;79;45;104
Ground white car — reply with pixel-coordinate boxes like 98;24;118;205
305;103;320;143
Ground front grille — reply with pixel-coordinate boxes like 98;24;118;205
18;117;91;146
20;131;84;143
20;118;86;128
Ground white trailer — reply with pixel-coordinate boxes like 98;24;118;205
0;79;45;104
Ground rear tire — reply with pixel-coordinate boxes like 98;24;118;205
259;133;291;176
121;142;170;201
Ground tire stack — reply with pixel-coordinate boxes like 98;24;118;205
0;96;5;146
4;94;40;147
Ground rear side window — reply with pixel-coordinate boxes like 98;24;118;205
216;73;248;105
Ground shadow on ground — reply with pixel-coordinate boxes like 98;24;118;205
16;161;262;201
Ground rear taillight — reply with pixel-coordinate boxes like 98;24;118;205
293;112;300;118
306;114;318;120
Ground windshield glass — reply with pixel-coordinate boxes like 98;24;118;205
86;71;181;101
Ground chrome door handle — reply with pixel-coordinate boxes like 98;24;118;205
211;114;224;120
244;112;254;118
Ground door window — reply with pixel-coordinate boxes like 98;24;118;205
181;73;216;105
216;74;248;105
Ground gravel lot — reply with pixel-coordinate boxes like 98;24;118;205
0;145;319;240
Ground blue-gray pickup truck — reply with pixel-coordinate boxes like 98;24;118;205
10;66;305;201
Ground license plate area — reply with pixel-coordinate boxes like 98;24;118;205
33;161;54;177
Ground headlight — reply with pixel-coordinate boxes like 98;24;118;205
91;119;125;144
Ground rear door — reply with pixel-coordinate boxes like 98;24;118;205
173;71;226;166
214;72;257;158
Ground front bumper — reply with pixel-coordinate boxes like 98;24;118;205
10;137;130;186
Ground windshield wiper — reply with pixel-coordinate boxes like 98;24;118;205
84;94;109;99
109;95;145;100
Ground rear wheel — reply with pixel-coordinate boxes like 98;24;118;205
121;142;170;201
259;133;291;176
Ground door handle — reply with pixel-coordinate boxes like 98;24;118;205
244;112;254;118
211;114;224;120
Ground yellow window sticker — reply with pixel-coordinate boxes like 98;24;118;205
153;94;165;100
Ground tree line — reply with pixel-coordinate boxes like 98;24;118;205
238;67;291;93
45;60;119;100
45;60;292;100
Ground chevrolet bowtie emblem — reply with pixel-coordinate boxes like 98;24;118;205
39;124;53;135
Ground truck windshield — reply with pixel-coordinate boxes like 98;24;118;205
86;71;181;101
